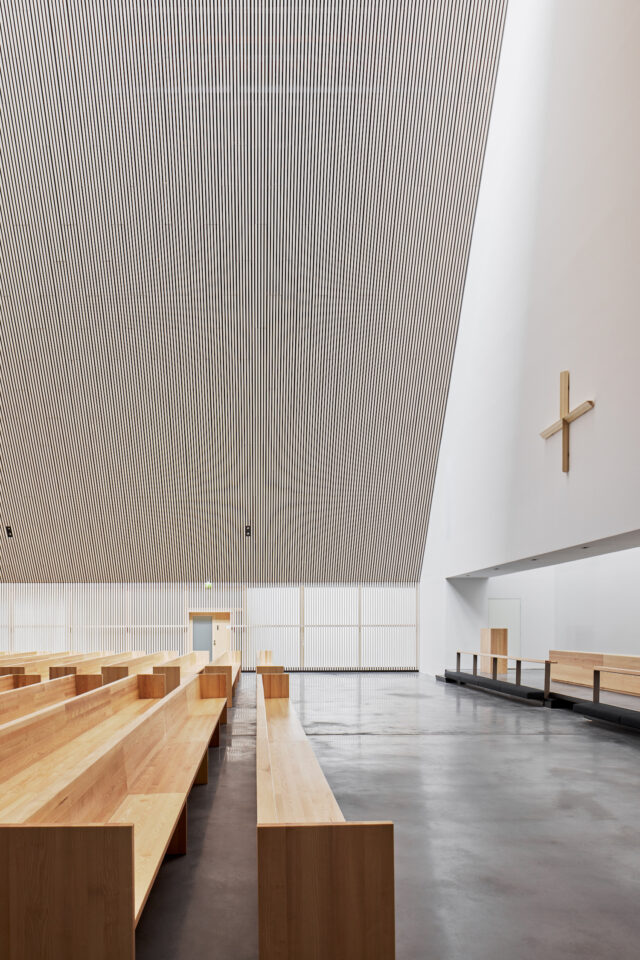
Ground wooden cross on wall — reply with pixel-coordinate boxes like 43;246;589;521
540;371;594;473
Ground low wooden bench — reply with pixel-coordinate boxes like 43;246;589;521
0;670;228;959
49;650;144;679
203;649;242;707
0;674;42;693
256;673;395;959
102;650;179;684
0;651;110;677
0;672;104;724
153;650;210;693
453;651;557;698
256;649;285;675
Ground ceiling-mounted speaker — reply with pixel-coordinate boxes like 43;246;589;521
6;526;13;538
245;524;251;538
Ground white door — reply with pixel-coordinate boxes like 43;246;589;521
213;622;230;656
488;598;521;658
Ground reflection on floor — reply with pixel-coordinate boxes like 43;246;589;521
137;671;640;960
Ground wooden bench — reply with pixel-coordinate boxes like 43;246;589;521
49;650;144;679
153;650;210;693
256;673;395;959
102;650;179;684
551;649;640;696
0;670;228;959
0;673;104;724
256;649;285;675
0;674;42;693
203;649;242;707
0;651;110;677
455;651;557;697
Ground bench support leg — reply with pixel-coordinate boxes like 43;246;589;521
195;751;209;785
593;671;600;703
167;803;187;856
473;654;478;676
544;661;551;699
492;657;498;681
210;722;220;748
515;660;522;686
456;651;461;671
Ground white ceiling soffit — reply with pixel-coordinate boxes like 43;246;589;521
1;1;507;584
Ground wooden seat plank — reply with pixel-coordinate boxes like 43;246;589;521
109;792;187;923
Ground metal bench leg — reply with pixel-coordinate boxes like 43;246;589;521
456;651;461;672
473;654;478;676
593;671;600;703
515;660;522;686
544;661;551;699
492;656;498;681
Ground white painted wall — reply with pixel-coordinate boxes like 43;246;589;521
420;0;640;673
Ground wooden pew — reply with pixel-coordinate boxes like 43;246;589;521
256;673;395;960
551;649;640;696
256;649;285;675
49;650;144;679
0;651;110;677
102;650;179;684
0;671;227;959
203;649;242;707
0;673;104;725
153;650;210;693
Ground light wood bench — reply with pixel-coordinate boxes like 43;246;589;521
256;673;395;959
203;649;242;707
49;650;144;679
102;650;179;684
0;673;104;724
551;649;640;696
0;651;110;677
256;649;285;675
0;674;42;693
456;651;557;698
153;650;210;693
0;671;227;959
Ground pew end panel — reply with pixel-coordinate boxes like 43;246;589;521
257;821;395;960
137;672;166;699
153;664;181;694
75;674;103;695
0;823;135;960
262;673;289;699
14;674;42;688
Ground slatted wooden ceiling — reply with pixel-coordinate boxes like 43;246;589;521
0;1;507;583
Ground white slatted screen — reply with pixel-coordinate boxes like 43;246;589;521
0;582;417;669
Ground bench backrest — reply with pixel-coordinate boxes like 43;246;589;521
0;652;109;676
0;674;163;786
49;651;144;679
153;651;210;693
0;674;41;693
29;672;226;826
102;650;179;684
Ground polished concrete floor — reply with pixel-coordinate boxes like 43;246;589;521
136;672;640;959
